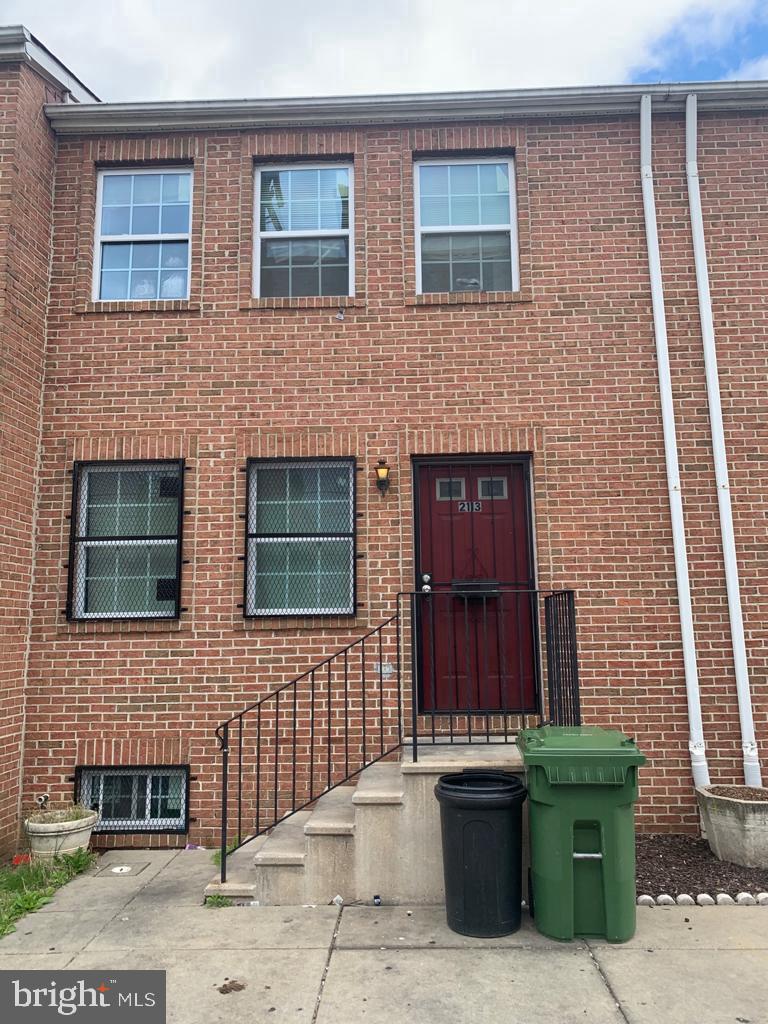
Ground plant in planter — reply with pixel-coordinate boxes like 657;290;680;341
24;804;99;863
697;786;768;869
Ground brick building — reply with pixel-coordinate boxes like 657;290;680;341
1;26;766;863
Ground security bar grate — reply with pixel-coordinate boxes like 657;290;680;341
75;765;189;834
244;457;356;616
67;460;184;621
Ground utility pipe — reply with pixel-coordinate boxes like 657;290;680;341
640;94;710;786
684;93;762;786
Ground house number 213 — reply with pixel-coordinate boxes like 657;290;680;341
457;501;482;512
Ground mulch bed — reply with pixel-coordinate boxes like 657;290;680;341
706;785;768;801
636;833;768;898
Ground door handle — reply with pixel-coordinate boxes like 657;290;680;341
421;584;432;593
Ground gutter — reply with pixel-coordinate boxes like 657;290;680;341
684;93;762;786
640;93;710;788
44;79;768;135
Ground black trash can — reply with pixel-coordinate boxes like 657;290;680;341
435;770;527;937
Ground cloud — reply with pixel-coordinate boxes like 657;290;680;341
4;0;762;101
726;54;768;79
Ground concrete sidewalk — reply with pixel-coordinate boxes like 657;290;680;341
1;850;766;1023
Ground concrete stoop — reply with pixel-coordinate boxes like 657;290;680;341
206;743;525;906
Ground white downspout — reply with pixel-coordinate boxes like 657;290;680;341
684;93;762;786
640;94;710;787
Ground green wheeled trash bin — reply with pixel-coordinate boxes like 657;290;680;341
517;726;645;943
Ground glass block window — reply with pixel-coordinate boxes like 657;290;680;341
415;159;519;294
95;169;192;301
67;461;184;620
76;766;189;833
255;165;353;298
245;458;356;616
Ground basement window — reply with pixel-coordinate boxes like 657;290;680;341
245;458;356;616
254;164;353;298
67;460;184;621
94;168;192;301
415;158;519;294
75;766;189;834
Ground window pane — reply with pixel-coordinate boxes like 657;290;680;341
102;175;132;205
259;166;349;234
480;194;509;225
420;231;512;294
100;270;129;300
159;270;188;299
450;164;479;194
132;205;160;234
161;204;190;233
421;262;450;293
102;206;130;235
133;174;162;204
452;262;482;291
260;268;290;297
419;165;449;196
162;174;190;203
450;195;479;225
479;163;510;194
292;267;320;296
102;244;131;269
420;195;449;227
102;774;136;819
259;237;349;298
161;242;188;268
130;271;159;299
321;265;348;295
131;243;160;269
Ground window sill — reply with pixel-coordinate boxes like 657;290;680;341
77;299;201;315
57;616;190;637
240;295;366;312
407;288;531;307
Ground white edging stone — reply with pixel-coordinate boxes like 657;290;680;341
716;893;736;905
696;893;715;905
637;891;768;907
676;893;695;905
736;892;757;905
656;894;675;905
757;893;768;906
637;894;655;906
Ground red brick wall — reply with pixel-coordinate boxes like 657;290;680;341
0;64;60;856
15;108;768;845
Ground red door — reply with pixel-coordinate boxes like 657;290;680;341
414;459;537;713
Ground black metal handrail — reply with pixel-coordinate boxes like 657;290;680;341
215;588;579;883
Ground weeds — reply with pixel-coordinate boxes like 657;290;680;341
205;894;232;908
0;848;95;938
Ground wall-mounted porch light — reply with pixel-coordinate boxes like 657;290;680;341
374;459;391;494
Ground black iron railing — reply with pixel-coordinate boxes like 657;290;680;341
215;588;579;882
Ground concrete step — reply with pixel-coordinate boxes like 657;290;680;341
305;786;356;836
352;762;404;805
400;742;524;774
254;811;312;866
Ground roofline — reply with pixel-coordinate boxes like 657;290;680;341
44;80;768;135
0;25;99;103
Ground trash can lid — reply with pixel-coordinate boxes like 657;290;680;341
516;726;645;783
434;770;526;807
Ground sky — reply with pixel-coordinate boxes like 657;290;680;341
4;0;768;102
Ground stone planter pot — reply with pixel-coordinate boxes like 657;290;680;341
24;811;99;862
697;786;768;869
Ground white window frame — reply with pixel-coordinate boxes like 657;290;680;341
253;162;355;299
92;166;193;302
436;477;466;501
71;462;182;620
414;156;520;295
78;767;188;833
478;476;509;500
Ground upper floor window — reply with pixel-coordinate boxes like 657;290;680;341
254;164;353;298
415;158;518;294
94;169;192;301
67;460;184;620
